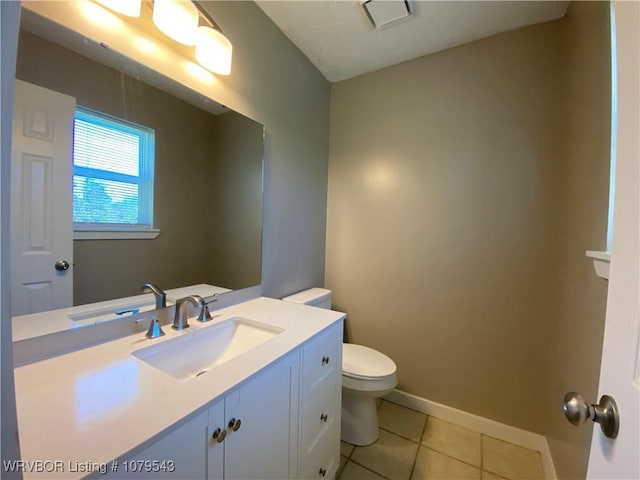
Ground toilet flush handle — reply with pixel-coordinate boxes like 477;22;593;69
322;356;330;365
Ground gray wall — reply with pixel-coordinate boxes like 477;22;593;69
15;31;266;304
209;113;264;289
1;2;22;475
326;3;610;479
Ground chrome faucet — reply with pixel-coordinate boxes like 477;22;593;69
142;283;167;309
172;295;202;330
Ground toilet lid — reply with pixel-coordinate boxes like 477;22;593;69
342;343;396;378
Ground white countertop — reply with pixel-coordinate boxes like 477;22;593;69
13;297;344;479
12;284;231;341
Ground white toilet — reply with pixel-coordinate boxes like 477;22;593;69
282;288;398;446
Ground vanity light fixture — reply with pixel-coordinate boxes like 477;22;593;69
95;0;142;17
193;1;233;75
152;0;199;45
95;0;233;76
195;24;232;75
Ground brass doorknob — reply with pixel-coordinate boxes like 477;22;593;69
562;392;619;439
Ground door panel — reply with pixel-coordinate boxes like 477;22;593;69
587;2;639;477
11;80;75;315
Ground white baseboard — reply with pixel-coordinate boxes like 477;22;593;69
385;389;557;480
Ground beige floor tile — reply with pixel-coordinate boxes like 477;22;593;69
482;436;544;480
339;461;387;480
421;417;481;467
351;429;418;480
337;455;349;478
379;401;427;442
341;440;355;458
412;447;481;480
482;471;508;480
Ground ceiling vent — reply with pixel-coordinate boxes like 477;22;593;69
361;0;413;29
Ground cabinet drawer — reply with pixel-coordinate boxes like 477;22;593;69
300;419;340;480
301;375;339;451
302;324;340;395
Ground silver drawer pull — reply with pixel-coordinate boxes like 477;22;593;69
321;356;330;365
320;413;328;423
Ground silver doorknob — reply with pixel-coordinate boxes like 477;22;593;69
54;260;70;271
562;392;619;439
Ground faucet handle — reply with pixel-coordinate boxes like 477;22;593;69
197;303;213;322
196;294;220;322
145;316;165;339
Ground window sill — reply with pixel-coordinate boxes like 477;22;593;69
585;250;611;280
74;229;161;240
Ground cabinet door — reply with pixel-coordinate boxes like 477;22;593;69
224;352;299;480
207;398;225;480
109;410;208;479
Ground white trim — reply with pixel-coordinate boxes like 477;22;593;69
585;250;611;279
384;389;558;480
74;229;160;240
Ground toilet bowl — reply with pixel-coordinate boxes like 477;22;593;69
282;288;398;446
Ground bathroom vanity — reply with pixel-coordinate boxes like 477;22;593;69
13;297;344;479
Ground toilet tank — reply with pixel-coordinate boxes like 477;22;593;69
282;288;332;309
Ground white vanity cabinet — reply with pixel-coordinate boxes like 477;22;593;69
104;411;209;479
117;352;299;480
298;323;343;480
208;350;300;479
103;323;342;480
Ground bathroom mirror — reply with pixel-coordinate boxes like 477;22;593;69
12;8;263;325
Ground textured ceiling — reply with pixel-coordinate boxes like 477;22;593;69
255;1;569;82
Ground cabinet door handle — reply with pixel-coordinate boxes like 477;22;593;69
322;356;330;365
228;418;242;432
319;467;327;477
320;413;328;423
212;428;226;443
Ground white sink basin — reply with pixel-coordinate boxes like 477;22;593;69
131;317;284;380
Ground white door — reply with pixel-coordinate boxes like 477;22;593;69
11;80;75;316
586;2;639;478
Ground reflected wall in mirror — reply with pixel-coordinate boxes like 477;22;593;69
13;14;263;312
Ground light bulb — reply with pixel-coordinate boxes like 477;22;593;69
152;0;199;46
195;26;232;76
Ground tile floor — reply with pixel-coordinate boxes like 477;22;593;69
337;400;546;480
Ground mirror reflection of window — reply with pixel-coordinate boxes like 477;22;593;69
73;107;155;234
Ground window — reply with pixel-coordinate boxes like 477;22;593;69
72;107;158;239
